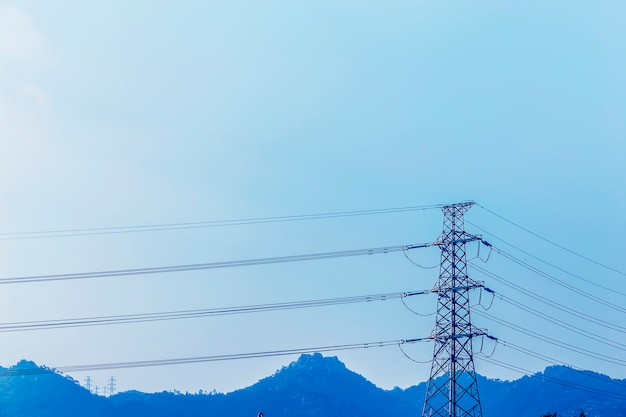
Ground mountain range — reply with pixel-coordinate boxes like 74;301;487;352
0;354;624;417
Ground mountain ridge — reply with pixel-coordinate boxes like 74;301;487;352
0;355;624;417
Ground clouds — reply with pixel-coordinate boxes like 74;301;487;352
0;5;48;67
0;4;52;102
0;5;55;201
0;3;52;116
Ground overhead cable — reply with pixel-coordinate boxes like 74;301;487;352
477;356;626;401
0;204;443;240
470;264;626;333
0;243;433;285
478;243;626;314
496;339;626;390
493;293;626;350
0;290;432;332
475;203;626;277
468;221;626;297
0;338;430;376
474;310;626;366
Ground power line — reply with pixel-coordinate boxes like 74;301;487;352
475;203;626;277
0;242;433;285
474;310;626;366
467;221;626;297
477;356;626;401
495;293;626;351
7;333;625;402
471;266;626;352
470;264;626;334
494;339;626;391
478;243;626;314
0;290;433;332
0;338;430;375
0;204;443;240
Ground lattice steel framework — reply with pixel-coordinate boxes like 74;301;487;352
422;202;486;417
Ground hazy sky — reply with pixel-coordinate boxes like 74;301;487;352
0;1;625;394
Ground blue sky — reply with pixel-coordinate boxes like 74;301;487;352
0;1;625;394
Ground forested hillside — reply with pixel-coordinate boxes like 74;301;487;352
0;355;623;417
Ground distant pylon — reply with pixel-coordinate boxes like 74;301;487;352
422;202;487;417
85;376;92;393
108;376;116;396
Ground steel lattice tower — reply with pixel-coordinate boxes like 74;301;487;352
422;202;486;417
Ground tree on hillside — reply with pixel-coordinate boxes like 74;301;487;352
540;410;586;417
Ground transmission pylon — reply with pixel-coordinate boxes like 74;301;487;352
108;376;116;396
422;201;487;417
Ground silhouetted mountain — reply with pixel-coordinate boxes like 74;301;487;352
226;353;421;417
0;355;624;417
0;360;109;417
479;366;626;417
